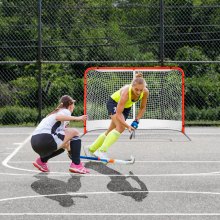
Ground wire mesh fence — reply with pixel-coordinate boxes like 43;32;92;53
0;63;85;125
0;0;220;126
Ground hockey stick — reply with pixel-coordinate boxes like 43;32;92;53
80;155;135;165
129;129;135;140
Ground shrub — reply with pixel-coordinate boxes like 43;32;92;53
186;106;220;121
185;74;220;109
0;81;15;107
0;106;38;125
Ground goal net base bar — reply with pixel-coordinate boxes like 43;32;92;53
86;119;183;133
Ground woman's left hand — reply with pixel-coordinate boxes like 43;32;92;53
78;115;88;121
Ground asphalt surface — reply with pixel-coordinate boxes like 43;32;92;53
0;127;220;220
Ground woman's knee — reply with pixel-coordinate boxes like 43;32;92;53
65;128;80;138
61;141;70;150
116;125;125;133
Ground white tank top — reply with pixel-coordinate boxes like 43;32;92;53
32;108;71;147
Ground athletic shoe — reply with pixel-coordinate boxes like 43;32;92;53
93;150;109;160
83;145;95;157
69;162;90;174
33;157;50;172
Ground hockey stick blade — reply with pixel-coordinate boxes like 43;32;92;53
80;155;135;165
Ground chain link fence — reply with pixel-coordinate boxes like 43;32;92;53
0;0;220;126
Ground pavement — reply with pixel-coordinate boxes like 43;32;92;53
0;126;220;220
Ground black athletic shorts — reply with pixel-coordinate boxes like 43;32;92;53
31;133;58;158
107;97;131;120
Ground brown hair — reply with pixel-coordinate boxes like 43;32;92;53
131;72;147;87
47;95;75;116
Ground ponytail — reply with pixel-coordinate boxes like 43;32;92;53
135;72;143;78
47;103;63;116
47;95;75;117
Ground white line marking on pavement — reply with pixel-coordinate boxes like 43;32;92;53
0;213;220;216
0;190;220;203
0;171;220;177
1;134;39;173
8;160;220;163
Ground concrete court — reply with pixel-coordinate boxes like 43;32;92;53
0;126;220;220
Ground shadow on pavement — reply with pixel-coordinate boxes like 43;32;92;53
31;173;87;207
85;162;149;202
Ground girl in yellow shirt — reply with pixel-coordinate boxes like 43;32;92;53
85;72;149;159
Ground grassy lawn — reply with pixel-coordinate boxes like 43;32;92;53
186;121;220;126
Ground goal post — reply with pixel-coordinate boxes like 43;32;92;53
84;66;185;134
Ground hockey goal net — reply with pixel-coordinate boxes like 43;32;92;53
84;67;185;134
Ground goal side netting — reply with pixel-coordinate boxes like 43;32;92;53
84;67;185;134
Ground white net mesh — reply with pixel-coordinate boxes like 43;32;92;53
85;67;184;132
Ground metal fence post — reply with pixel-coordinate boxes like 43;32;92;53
36;0;42;124
159;0;165;66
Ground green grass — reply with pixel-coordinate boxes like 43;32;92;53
186;120;220;126
69;121;84;128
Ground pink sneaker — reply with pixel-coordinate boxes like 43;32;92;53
33;157;50;172
69;162;90;174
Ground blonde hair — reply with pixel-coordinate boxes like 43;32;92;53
131;72;147;87
47;95;75;116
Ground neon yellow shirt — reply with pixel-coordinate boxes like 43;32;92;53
111;85;144;108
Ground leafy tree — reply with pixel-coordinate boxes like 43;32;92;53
175;46;212;77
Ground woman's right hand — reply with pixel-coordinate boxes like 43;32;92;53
128;125;135;133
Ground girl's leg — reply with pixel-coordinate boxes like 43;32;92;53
61;128;80;147
38;129;79;163
40;148;65;163
31;134;58;172
60;128;81;165
61;128;89;173
62;128;89;174
89;120;116;153
96;115;125;153
69;136;81;165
